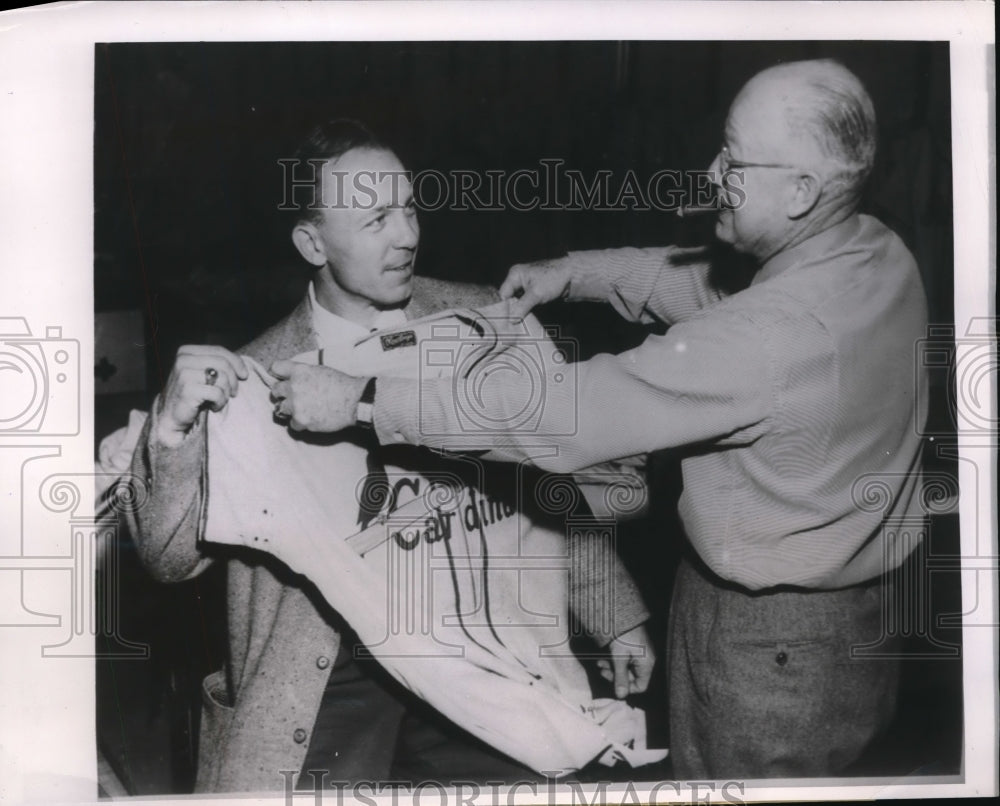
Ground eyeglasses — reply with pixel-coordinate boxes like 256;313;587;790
719;144;798;173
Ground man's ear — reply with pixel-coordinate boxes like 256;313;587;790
291;221;327;267
787;171;823;219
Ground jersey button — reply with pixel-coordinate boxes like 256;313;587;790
775;651;788;666
316;655;330;670
293;728;308;744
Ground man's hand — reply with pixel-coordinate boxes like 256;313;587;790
498;257;574;319
270;360;368;433
155;345;248;448
597;624;656;699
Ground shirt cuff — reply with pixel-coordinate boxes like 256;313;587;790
373;376;425;447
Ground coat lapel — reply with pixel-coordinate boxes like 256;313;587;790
242;295;317;365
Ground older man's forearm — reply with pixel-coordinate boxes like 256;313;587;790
373;372;587;471
375;306;770;472
564;246;717;325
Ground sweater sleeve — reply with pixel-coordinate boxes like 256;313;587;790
568;527;650;647
125;402;215;583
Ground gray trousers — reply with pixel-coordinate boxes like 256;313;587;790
667;557;900;779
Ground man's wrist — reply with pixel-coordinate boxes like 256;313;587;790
565;250;615;303
355;377;377;428
152;398;200;449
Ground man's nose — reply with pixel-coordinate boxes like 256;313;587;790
393;211;419;250
707;151;723;182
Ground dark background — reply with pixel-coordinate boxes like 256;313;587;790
94;41;961;795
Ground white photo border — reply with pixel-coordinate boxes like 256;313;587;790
0;1;995;803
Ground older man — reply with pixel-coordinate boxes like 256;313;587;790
273;61;930;778
127;120;653;792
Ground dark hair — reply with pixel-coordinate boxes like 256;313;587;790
283;119;393;224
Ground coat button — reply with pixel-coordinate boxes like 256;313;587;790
316;655;330;670
775;651;788;666
293;728;308;744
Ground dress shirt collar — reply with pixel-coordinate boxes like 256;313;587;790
753;214;862;286
308;280;408;347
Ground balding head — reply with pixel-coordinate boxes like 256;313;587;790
712;60;877;262
738;59;877;208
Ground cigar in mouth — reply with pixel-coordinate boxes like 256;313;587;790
676;203;718;218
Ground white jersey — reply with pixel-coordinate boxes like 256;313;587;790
107;304;663;776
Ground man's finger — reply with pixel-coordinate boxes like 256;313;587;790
270;359;294;380
611;652;630;699
507;288;544;319
632;653;654;694
214;356;245;395
197;383;228;413
271;381;289;402
231;353;249;380
178;345;249;380
198;361;240;399
175;355;241;398
498;267;526;300
209;350;248;382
